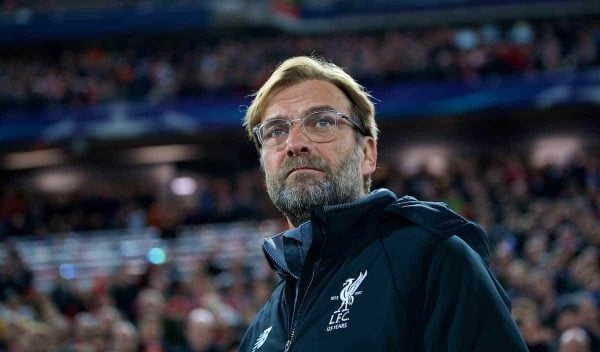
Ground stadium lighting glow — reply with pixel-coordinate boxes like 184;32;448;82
2;149;68;170
170;176;197;196
531;136;582;167
397;145;450;176
124;145;201;164
35;170;84;194
147;248;166;265
59;264;76;280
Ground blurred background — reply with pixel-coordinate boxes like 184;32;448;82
0;0;599;351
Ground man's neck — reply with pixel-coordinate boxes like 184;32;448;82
284;190;368;229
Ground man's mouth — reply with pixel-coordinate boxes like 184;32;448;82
286;167;322;178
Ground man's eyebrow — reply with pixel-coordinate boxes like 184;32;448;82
264;105;338;121
303;105;337;115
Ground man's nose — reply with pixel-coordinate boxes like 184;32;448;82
285;122;311;157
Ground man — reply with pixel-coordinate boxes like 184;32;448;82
239;56;528;351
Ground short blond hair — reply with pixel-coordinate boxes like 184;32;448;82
244;56;378;146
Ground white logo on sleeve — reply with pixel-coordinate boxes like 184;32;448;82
326;270;367;332
252;326;272;352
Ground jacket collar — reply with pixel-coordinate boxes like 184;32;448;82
262;189;397;279
313;188;396;240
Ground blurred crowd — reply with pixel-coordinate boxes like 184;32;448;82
0;242;276;352
379;152;600;352
1;16;599;111
1;149;600;351
0;169;272;239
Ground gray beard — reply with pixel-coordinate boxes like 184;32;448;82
265;147;363;227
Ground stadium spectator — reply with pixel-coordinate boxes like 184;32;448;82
174;308;222;352
558;327;592;352
111;320;140;352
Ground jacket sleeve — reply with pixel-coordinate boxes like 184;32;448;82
421;236;528;352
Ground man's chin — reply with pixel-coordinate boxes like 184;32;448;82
286;171;323;183
283;175;324;195
282;185;318;200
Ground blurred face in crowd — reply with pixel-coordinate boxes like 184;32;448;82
259;80;376;227
558;328;591;352
96;306;121;337
138;316;164;346
19;329;55;352
112;322;139;352
577;298;599;327
559;341;590;352
74;312;98;341
186;320;215;351
185;309;216;352
137;288;165;317
557;308;580;333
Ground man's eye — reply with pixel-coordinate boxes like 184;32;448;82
264;125;287;139
311;115;335;129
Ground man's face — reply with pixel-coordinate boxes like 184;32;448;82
259;80;376;227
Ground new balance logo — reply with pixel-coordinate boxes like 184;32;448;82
252;326;272;352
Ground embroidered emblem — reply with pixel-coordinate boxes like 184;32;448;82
326;270;367;332
252;326;272;352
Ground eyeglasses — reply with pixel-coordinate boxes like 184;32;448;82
253;110;366;149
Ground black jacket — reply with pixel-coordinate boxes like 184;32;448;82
240;189;528;351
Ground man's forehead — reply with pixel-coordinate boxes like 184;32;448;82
262;80;351;121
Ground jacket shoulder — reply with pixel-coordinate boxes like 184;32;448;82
376;212;493;308
378;222;439;289
382;196;491;264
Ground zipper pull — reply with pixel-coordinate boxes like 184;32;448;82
284;339;291;352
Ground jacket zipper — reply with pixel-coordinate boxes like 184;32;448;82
262;229;326;352
261;240;297;351
284;223;328;352
284;258;321;352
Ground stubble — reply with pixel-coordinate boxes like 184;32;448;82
265;147;363;227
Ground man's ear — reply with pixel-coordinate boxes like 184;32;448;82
361;136;377;180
